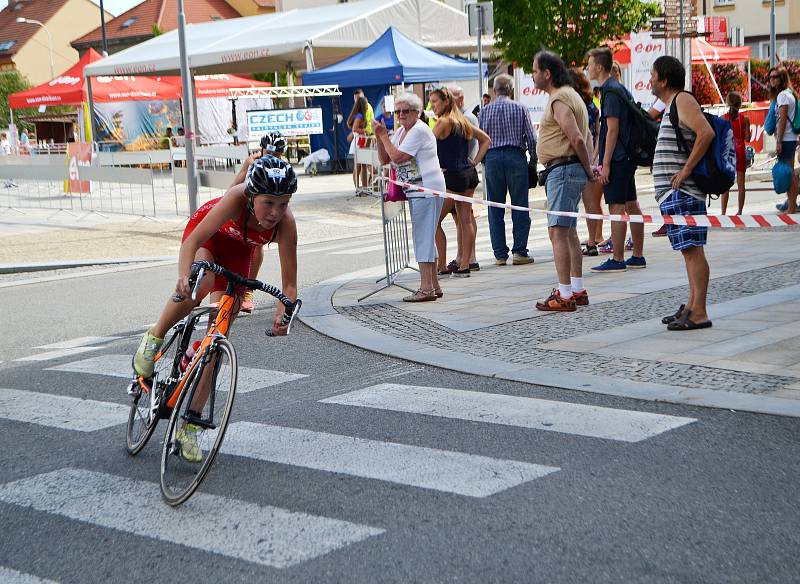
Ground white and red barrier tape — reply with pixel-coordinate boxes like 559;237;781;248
387;179;800;229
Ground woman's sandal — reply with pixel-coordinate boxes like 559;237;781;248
403;289;437;303
661;304;686;325
667;310;712;331
434;287;444;298
582;244;599;257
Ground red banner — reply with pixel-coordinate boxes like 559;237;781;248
744;106;769;154
67;143;92;194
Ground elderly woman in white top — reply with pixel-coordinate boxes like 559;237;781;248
373;92;446;302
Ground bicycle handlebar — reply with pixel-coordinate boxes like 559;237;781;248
172;260;302;334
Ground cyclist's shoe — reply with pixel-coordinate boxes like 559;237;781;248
133;330;163;378
176;423;202;463
240;290;254;314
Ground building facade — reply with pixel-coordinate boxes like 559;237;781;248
700;0;799;61
0;0;110;85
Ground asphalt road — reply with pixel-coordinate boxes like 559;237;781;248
1;229;799;583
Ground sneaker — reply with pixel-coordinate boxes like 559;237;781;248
495;257;508;266
652;224;668;237
452;268;471;277
777;200;789;213
536;289;577;312
591;258;627;272
446;259;459;273
512;253;534;265
625;256;647;269
133;330;163;378
175;423;202;463
572;289;589;306
582;244;599;257
469;262;480;272
402;289;437;302
437;269;451;276
240;290;254;314
598;240;613;254
625;237;634;251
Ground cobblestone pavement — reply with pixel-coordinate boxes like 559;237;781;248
338;259;800;394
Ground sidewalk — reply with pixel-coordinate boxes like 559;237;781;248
301;197;800;418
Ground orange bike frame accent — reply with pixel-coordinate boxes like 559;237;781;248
164;293;236;409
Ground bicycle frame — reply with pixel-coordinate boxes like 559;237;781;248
165;281;238;412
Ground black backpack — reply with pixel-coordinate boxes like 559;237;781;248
601;86;660;167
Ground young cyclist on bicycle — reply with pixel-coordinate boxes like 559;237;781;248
237;132;288;313
133;154;298;380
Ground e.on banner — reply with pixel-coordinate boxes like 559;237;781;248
514;71;549;127
745;106;769;153
629;32;664;111
67;142;91;194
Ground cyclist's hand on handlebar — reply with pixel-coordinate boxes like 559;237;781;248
270;317;289;337
174;275;192;300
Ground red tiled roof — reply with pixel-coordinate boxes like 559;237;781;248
0;0;70;57
71;0;242;48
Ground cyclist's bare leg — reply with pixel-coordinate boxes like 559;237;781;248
188;289;242;415
151;247;215;339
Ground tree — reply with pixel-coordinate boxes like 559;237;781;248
0;71;33;130
491;0;660;69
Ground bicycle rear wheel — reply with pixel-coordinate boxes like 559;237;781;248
160;338;238;506
126;327;184;456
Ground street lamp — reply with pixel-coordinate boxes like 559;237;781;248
16;17;54;79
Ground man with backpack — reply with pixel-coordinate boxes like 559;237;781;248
651;55;715;331
587;47;647;272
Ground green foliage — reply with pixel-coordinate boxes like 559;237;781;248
0;70;33;130
151;23;164;36
491;0;660;69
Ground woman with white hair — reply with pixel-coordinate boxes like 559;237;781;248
373;92;445;301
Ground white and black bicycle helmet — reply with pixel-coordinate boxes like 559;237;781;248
260;132;287;155
245;155;297;197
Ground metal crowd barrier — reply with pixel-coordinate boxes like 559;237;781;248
358;172;416;302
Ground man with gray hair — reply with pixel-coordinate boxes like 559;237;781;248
479;73;537;266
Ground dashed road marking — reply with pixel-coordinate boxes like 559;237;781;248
221;422;559;497
0;469;384;569
321;384;697;443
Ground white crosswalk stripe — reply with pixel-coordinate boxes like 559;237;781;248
0;469;384;569
35;337;121;350
0;567;59;584
14;347;102;362
0;388;128;432
320;384;697;443
220;422;559;497
46;354;307;393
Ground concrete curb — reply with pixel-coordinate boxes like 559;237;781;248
0;256;176;274
299;268;800;419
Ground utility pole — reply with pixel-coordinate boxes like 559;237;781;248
177;0;198;213
99;0;108;56
769;0;776;67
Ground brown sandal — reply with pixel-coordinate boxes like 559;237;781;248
403;289;437;302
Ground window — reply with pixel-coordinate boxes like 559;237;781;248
121;17;138;28
0;40;16;51
760;40;788;61
210;15;222;20
714;0;735;5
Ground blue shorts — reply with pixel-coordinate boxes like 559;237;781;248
659;190;708;250
778;140;798;162
603;160;637;205
545;163;587;228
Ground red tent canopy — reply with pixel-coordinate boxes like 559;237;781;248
691;39;750;63
611;37;751;67
9;49;181;109
160;74;272;98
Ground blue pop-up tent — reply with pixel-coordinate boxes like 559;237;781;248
305;27;486;164
303;27;485;87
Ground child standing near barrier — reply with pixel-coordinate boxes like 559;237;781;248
721;92;750;216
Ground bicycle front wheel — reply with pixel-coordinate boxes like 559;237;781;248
160;338;238;506
126;327;184;456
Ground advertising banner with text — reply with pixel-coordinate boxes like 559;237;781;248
629;32;665;111
246;108;324;138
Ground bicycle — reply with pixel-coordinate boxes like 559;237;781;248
125;260;301;506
